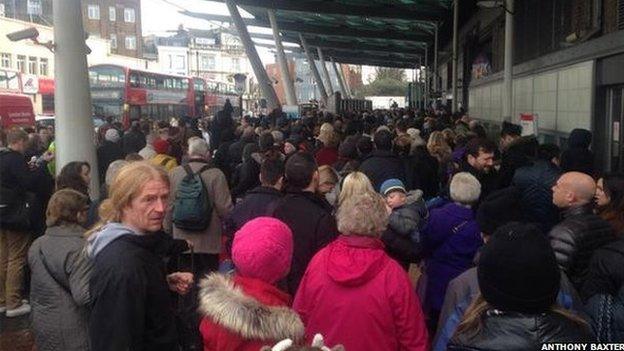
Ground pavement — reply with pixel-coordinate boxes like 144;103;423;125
0;313;34;351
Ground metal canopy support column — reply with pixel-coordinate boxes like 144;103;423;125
434;22;439;93
53;0;99;197
330;57;348;98
341;64;353;98
452;0;459;113
424;45;429;109
299;34;328;102
226;0;279;110
268;9;297;106
502;0;514;121
317;47;334;96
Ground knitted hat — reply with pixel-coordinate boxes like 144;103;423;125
232;217;293;285
380;178;406;196
478;222;560;314
476;186;522;236
105;128;120;143
153;138;169;154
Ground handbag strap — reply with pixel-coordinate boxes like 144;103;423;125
39;247;71;294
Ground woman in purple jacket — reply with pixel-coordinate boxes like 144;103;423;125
421;172;483;331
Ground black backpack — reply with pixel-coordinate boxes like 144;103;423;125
172;164;213;231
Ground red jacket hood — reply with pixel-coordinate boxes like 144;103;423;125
326;235;387;287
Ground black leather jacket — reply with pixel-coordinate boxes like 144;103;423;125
549;205;615;292
448;310;593;350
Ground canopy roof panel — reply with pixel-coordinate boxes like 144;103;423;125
194;0;455;67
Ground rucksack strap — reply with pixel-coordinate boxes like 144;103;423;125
183;164;212;177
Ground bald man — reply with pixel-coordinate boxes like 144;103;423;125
549;172;615;292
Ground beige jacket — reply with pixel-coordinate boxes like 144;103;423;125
165;160;232;254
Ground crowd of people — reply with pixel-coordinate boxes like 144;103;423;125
1;101;624;350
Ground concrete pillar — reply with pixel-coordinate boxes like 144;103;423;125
299;34;328;102
434;23;439;92
267;10;297;106
316;47;334;96
226;0;279;110
53;0;99;197
452;0;459;113
330;57;348;98
503;0;514;121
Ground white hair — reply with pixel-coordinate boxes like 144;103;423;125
271;130;284;144
450;172;482;205
188;137;209;157
105;160;129;187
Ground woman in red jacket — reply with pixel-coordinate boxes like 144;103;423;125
293;191;429;351
198;217;304;351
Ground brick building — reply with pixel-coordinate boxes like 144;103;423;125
1;0;143;58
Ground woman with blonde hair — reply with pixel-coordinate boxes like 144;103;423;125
87;161;192;351
294;192;429;351
337;171;375;207
28;189;92;351
449;223;592;349
427;131;453;186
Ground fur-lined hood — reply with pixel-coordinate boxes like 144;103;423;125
198;273;304;342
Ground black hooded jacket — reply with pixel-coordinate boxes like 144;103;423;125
561;129;594;175
89;231;188;351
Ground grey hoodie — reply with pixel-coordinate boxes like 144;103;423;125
87;223;139;258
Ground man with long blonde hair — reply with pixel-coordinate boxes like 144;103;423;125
87;161;193;351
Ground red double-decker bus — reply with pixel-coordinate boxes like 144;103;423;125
89;64;193;128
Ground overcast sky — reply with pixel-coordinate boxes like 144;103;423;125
141;0;278;64
140;0;416;82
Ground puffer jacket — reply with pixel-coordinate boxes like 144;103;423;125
448;310;593;350
583;239;624;341
512;159;561;232
549;205;615;292
381;190;427;269
198;274;304;351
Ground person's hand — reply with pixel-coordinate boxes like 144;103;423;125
166;272;194;295
42;151;54;162
386;204;393;215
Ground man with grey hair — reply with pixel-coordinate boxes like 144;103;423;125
139;133;157;160
164;137;233;349
165;137;233;275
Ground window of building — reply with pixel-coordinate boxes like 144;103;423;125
27;0;42;15
28;56;37;74
125;36;136;50
109;6;116;21
16;55;26;73
124;8;135;23
231;57;241;72
87;5;100;20
39;58;48;76
168;55;185;70
1;53;11;69
110;34;117;49
200;55;215;70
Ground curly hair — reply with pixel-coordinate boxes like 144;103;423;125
337;192;388;237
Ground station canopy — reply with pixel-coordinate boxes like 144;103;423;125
184;0;455;68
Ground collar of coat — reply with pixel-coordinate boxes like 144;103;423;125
562;203;594;218
198;273;304;342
